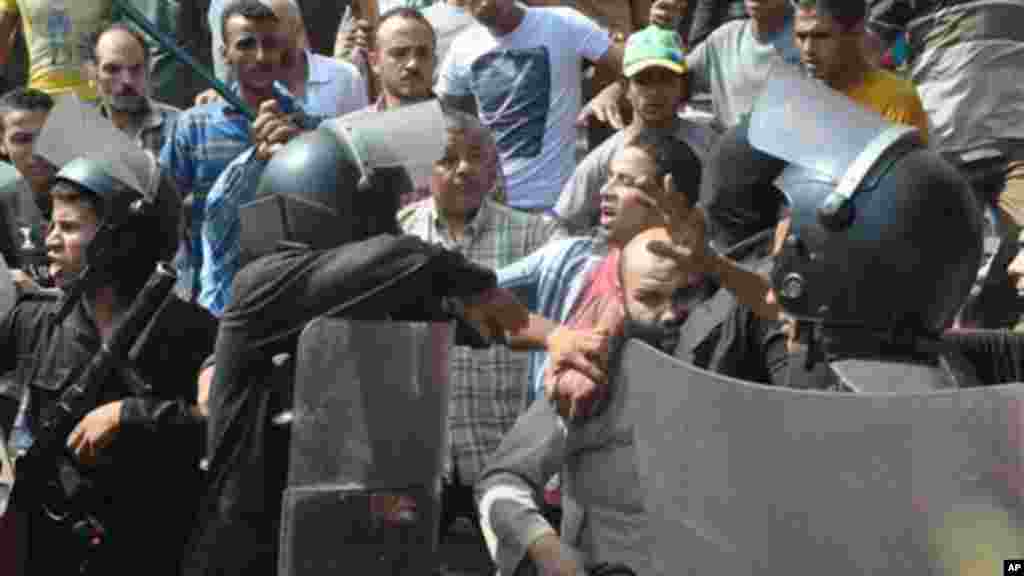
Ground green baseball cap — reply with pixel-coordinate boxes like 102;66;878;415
623;26;687;78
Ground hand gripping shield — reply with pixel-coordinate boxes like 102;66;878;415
279;318;454;576
621;341;1024;575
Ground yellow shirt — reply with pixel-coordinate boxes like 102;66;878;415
0;0;109;99
843;67;930;144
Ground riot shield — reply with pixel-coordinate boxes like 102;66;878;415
621;341;1024;575
279;318;454;576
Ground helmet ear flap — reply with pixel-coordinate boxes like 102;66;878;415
771;148;983;332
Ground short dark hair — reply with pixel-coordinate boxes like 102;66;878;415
624;129;702;208
0;88;54;128
87;22;151;67
794;0;866;30
375;6;437;48
221;0;279;42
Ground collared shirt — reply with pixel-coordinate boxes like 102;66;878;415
496;234;610;400
399;196;565;482
101;99;181;157
159;94;252;302
302;50;368;118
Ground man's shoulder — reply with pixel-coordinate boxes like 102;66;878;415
0;162;21;189
150;99;183;116
867;68;922;101
487;201;561;231
7;290;60;327
856;68;927;119
309;51;360;81
531;234;597;260
706;18;749;45
446;20;491;52
172;99;233;127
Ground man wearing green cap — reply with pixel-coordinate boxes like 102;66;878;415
555;26;717;234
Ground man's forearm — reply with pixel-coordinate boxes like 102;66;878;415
708;252;780;321
505;313;559;351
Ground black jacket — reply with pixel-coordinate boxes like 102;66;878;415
185;234;497;576
2;290;217;575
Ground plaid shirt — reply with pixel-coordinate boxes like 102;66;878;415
159;97;252;301
399;197;564;483
100;99;181;157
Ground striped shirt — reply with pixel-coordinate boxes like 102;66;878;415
159;97;252;302
399;197;565;483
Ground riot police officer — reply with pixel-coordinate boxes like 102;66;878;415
651;68;985;391
186;101;530;576
3;149;217;575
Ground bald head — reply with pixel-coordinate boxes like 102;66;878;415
620;227;688;328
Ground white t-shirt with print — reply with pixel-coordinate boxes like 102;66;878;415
436;7;611;211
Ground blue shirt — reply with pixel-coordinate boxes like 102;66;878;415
496;235;607;400
198;147;265;316
159;98;252;301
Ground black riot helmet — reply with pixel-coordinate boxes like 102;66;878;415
240;100;447;263
750;70;983;334
702;118;787;251
52;157;181;309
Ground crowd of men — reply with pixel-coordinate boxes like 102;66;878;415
0;0;1021;574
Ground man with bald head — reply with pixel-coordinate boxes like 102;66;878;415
477;227;691;576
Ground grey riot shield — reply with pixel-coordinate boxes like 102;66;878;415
621;341;1024;575
279;318;454;576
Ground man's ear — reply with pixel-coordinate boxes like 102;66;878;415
369;47;380;76
82;60;97;88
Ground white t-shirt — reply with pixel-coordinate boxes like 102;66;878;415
303;51;368;118
436;7;611;210
421;2;475;70
685;18;800;130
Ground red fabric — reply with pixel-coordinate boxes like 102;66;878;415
568;250;622;326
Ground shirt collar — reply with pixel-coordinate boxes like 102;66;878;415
99;98;178;137
304;50;329;86
216;83;254;118
429;196;492;239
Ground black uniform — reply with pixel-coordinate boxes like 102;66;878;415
4;291;217;575
186;235;498;576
